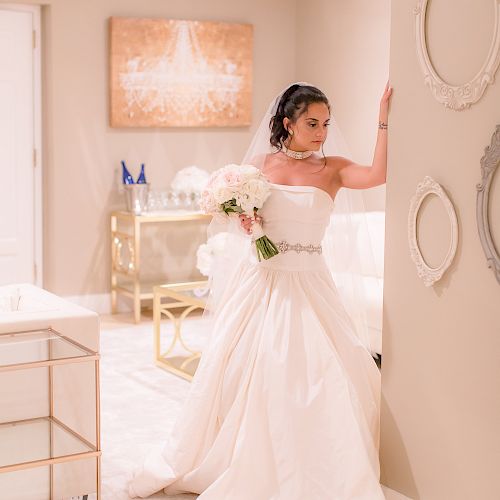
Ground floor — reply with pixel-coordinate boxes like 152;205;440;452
99;312;204;499
99;312;405;500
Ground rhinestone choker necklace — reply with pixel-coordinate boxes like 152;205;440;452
280;143;314;160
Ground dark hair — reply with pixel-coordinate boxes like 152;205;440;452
269;84;330;150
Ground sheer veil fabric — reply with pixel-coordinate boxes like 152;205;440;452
205;81;380;356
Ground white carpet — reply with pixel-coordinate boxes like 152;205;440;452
100;313;208;499
99;313;398;500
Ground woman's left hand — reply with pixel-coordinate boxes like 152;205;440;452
379;80;393;121
380;80;393;107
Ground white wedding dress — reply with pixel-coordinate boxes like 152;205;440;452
129;183;384;500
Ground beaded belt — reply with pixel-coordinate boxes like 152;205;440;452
276;240;322;255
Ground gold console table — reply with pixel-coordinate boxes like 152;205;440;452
153;280;209;381
110;210;211;323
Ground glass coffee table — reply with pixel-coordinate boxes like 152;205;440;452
153;280;209;381
0;328;101;499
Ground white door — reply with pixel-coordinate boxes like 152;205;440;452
0;8;37;285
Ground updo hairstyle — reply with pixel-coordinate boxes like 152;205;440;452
269;84;330;150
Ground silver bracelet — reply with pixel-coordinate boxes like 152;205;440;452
378;120;388;130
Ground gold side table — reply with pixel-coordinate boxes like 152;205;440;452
0;328;101;499
111;210;211;323
153;280;209;381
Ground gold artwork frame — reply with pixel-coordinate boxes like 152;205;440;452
109;17;253;127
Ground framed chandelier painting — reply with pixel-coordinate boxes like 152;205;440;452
109;17;253;127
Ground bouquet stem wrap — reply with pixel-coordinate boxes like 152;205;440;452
251;222;279;261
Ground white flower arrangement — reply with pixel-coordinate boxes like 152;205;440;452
170;166;210;193
200;164;279;260
196;232;230;277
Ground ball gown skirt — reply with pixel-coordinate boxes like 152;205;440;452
128;184;385;500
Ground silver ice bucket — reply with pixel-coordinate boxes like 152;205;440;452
124;184;150;215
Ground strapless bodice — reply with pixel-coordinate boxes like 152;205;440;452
256;183;334;271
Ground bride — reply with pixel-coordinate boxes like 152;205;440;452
128;81;393;499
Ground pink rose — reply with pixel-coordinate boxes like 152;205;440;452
223;171;241;185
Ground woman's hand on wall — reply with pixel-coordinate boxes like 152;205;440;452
379;80;393;122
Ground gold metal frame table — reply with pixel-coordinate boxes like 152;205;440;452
0;328;101;499
111;210;211;323
153;280;209;381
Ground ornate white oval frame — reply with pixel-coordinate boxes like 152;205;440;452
476;124;500;283
408;176;459;286
414;0;500;110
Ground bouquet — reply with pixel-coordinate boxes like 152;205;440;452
200;164;279;261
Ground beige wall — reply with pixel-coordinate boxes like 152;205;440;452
296;0;390;211
0;0;297;296
380;1;500;499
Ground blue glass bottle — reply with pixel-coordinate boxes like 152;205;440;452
121;160;135;184
136;163;147;184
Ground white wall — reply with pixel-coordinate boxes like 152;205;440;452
381;1;500;498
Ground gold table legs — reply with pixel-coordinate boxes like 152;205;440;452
111;213;141;323
153;282;208;381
